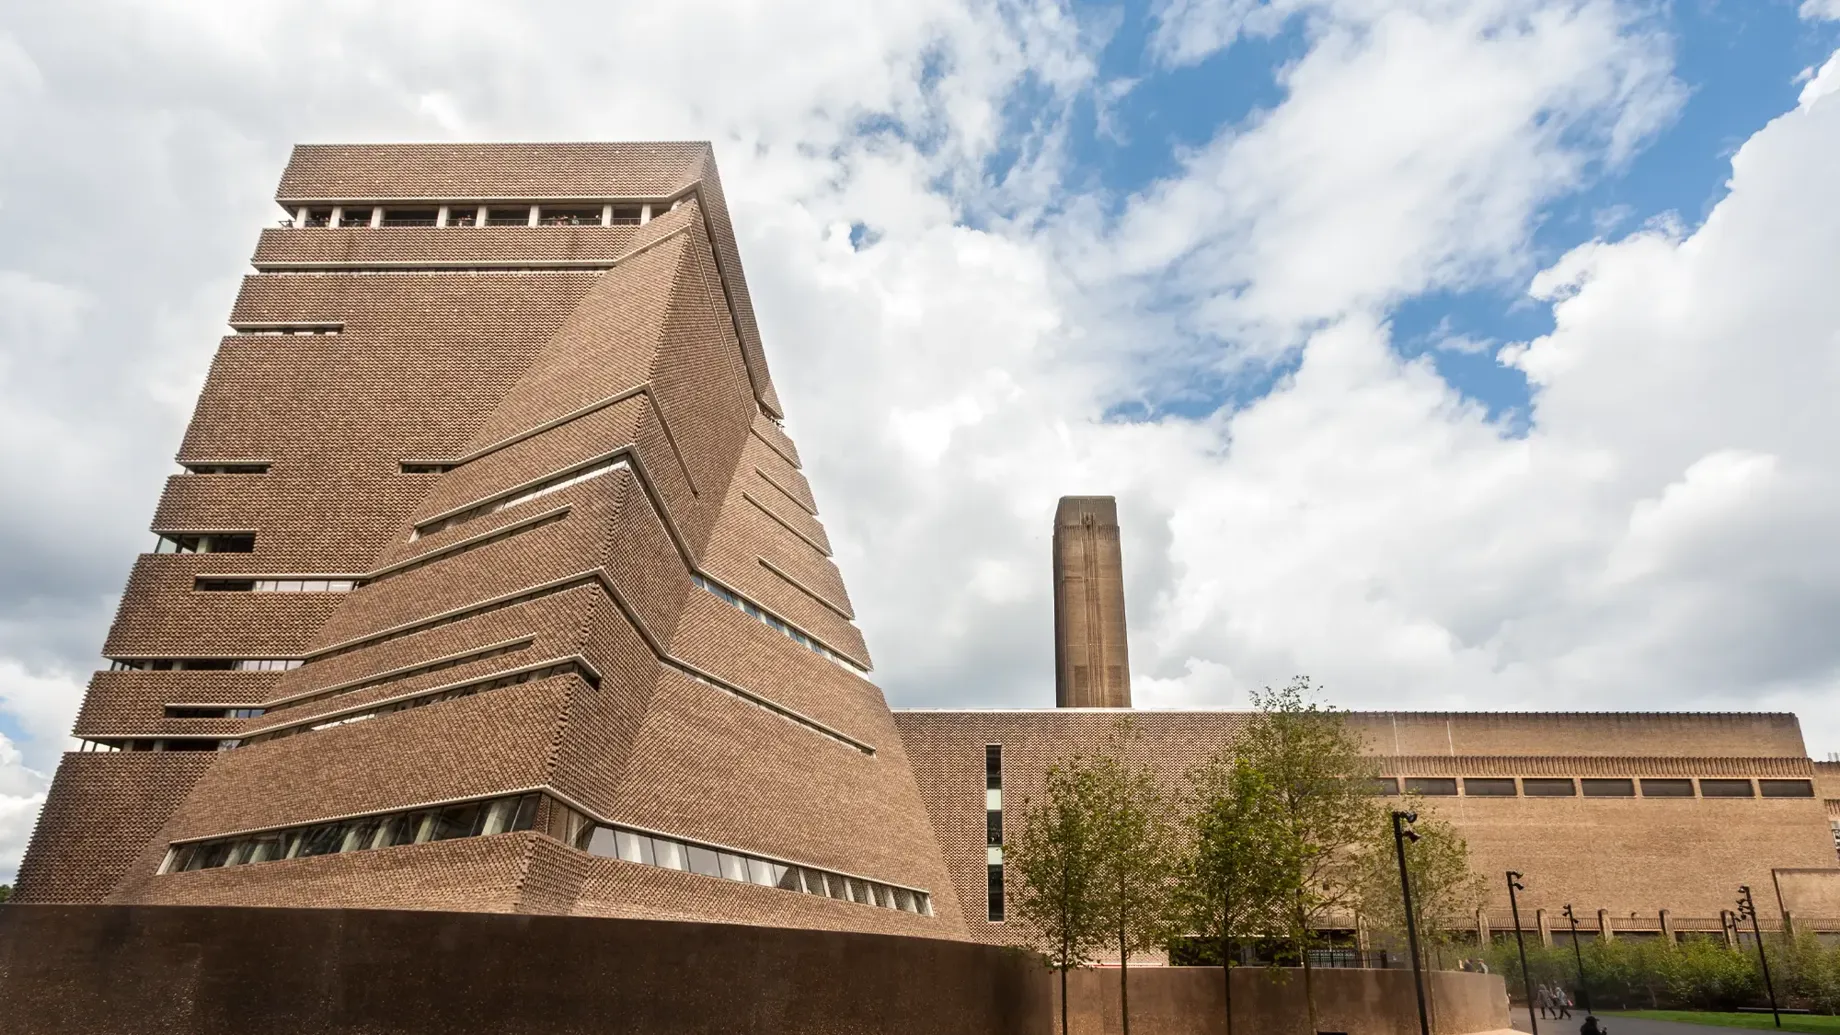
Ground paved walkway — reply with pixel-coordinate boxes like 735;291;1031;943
1506;1006;1745;1035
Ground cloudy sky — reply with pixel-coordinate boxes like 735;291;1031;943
3;0;1840;881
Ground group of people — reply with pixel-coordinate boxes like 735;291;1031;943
1533;983;1576;1019
1533;983;1606;1035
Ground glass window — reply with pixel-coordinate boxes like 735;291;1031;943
301;209;332;227
382;811;431;846
1523;778;1577;797
747;858;778;887
340;818;382;852
583;827;619;858
481;797;521;835
652;838;687;871
1761;779;1815;798
1464;778;1517;797
685;845;723;878
986;744;1002;790
539;207;602;226
1404;777;1458;796
614;830;656;866
432;802;486;840
485;206;532;226
987;810;1003;845
987;864;1005;922
298;824;344;857
1582;779;1636;797
379;208;438;227
894;888;916;912
244;833;285;864
719;853;750;882
610;205;643;225
1369;777;1400;796
1701;779;1756;798
444;206;479;227
1641;778;1695;798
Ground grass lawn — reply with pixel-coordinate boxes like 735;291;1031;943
1610;1010;1840;1033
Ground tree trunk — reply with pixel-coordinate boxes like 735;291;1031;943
1061;959;1069;1035
1298;904;1317;1035
1222;887;1234;1035
1119;917;1131;1035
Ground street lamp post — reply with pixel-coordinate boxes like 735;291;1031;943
1560;904;1594;1016
1737;885;1782;1029
1393;810;1431;1035
1507;873;1538;1035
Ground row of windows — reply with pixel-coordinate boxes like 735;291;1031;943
375;512;568;586
154;533;255;554
558;802;933;916
196;578;358;593
400;462;456;474
160;793;541;873
413;456;628;539
111;658;300;672
232;323;340;335
181;462;269;475
164;705;266;719
690;573;864;673
79;737;232;752
316;574;602;661
987;744;1005;923
268;639;532;714
668;662;873;755
290;202;672;229
1376;776;1815;799
239;660;599;747
161;791;933;917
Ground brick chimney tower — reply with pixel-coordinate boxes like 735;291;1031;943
1052;496;1131;707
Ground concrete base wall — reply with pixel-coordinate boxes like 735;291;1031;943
0;905;1508;1035
1051;966;1509;1035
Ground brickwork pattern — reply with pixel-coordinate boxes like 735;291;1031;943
893;710;1840;946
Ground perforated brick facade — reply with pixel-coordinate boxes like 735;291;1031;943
12;143;960;938
894;709;1840;945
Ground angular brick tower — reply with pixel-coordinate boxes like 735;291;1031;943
14;143;963;938
1052;495;1131;707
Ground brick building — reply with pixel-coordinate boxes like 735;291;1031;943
12;143;1840;956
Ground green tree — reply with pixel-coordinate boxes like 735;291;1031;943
0;883;10;904
1008;757;1111;1035
1180;749;1290;1035
1354;801;1486;970
1089;732;1181;1035
1237;678;1382;1033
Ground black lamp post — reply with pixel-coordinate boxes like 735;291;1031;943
1507;872;1537;1035
1737;885;1781;1028
1393;810;1431;1035
1561;904;1594;1016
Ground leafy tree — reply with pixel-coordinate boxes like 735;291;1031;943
1354;801;1486;970
1237;678;1382;1033
1008;757;1111;1035
1179;749;1291;1035
0;883;10;903
1088;730;1181;1035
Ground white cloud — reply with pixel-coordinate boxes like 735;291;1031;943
1801;0;1840;23
1100;0;1683;367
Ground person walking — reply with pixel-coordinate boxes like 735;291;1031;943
1556;988;1574;1019
1534;984;1553;1020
